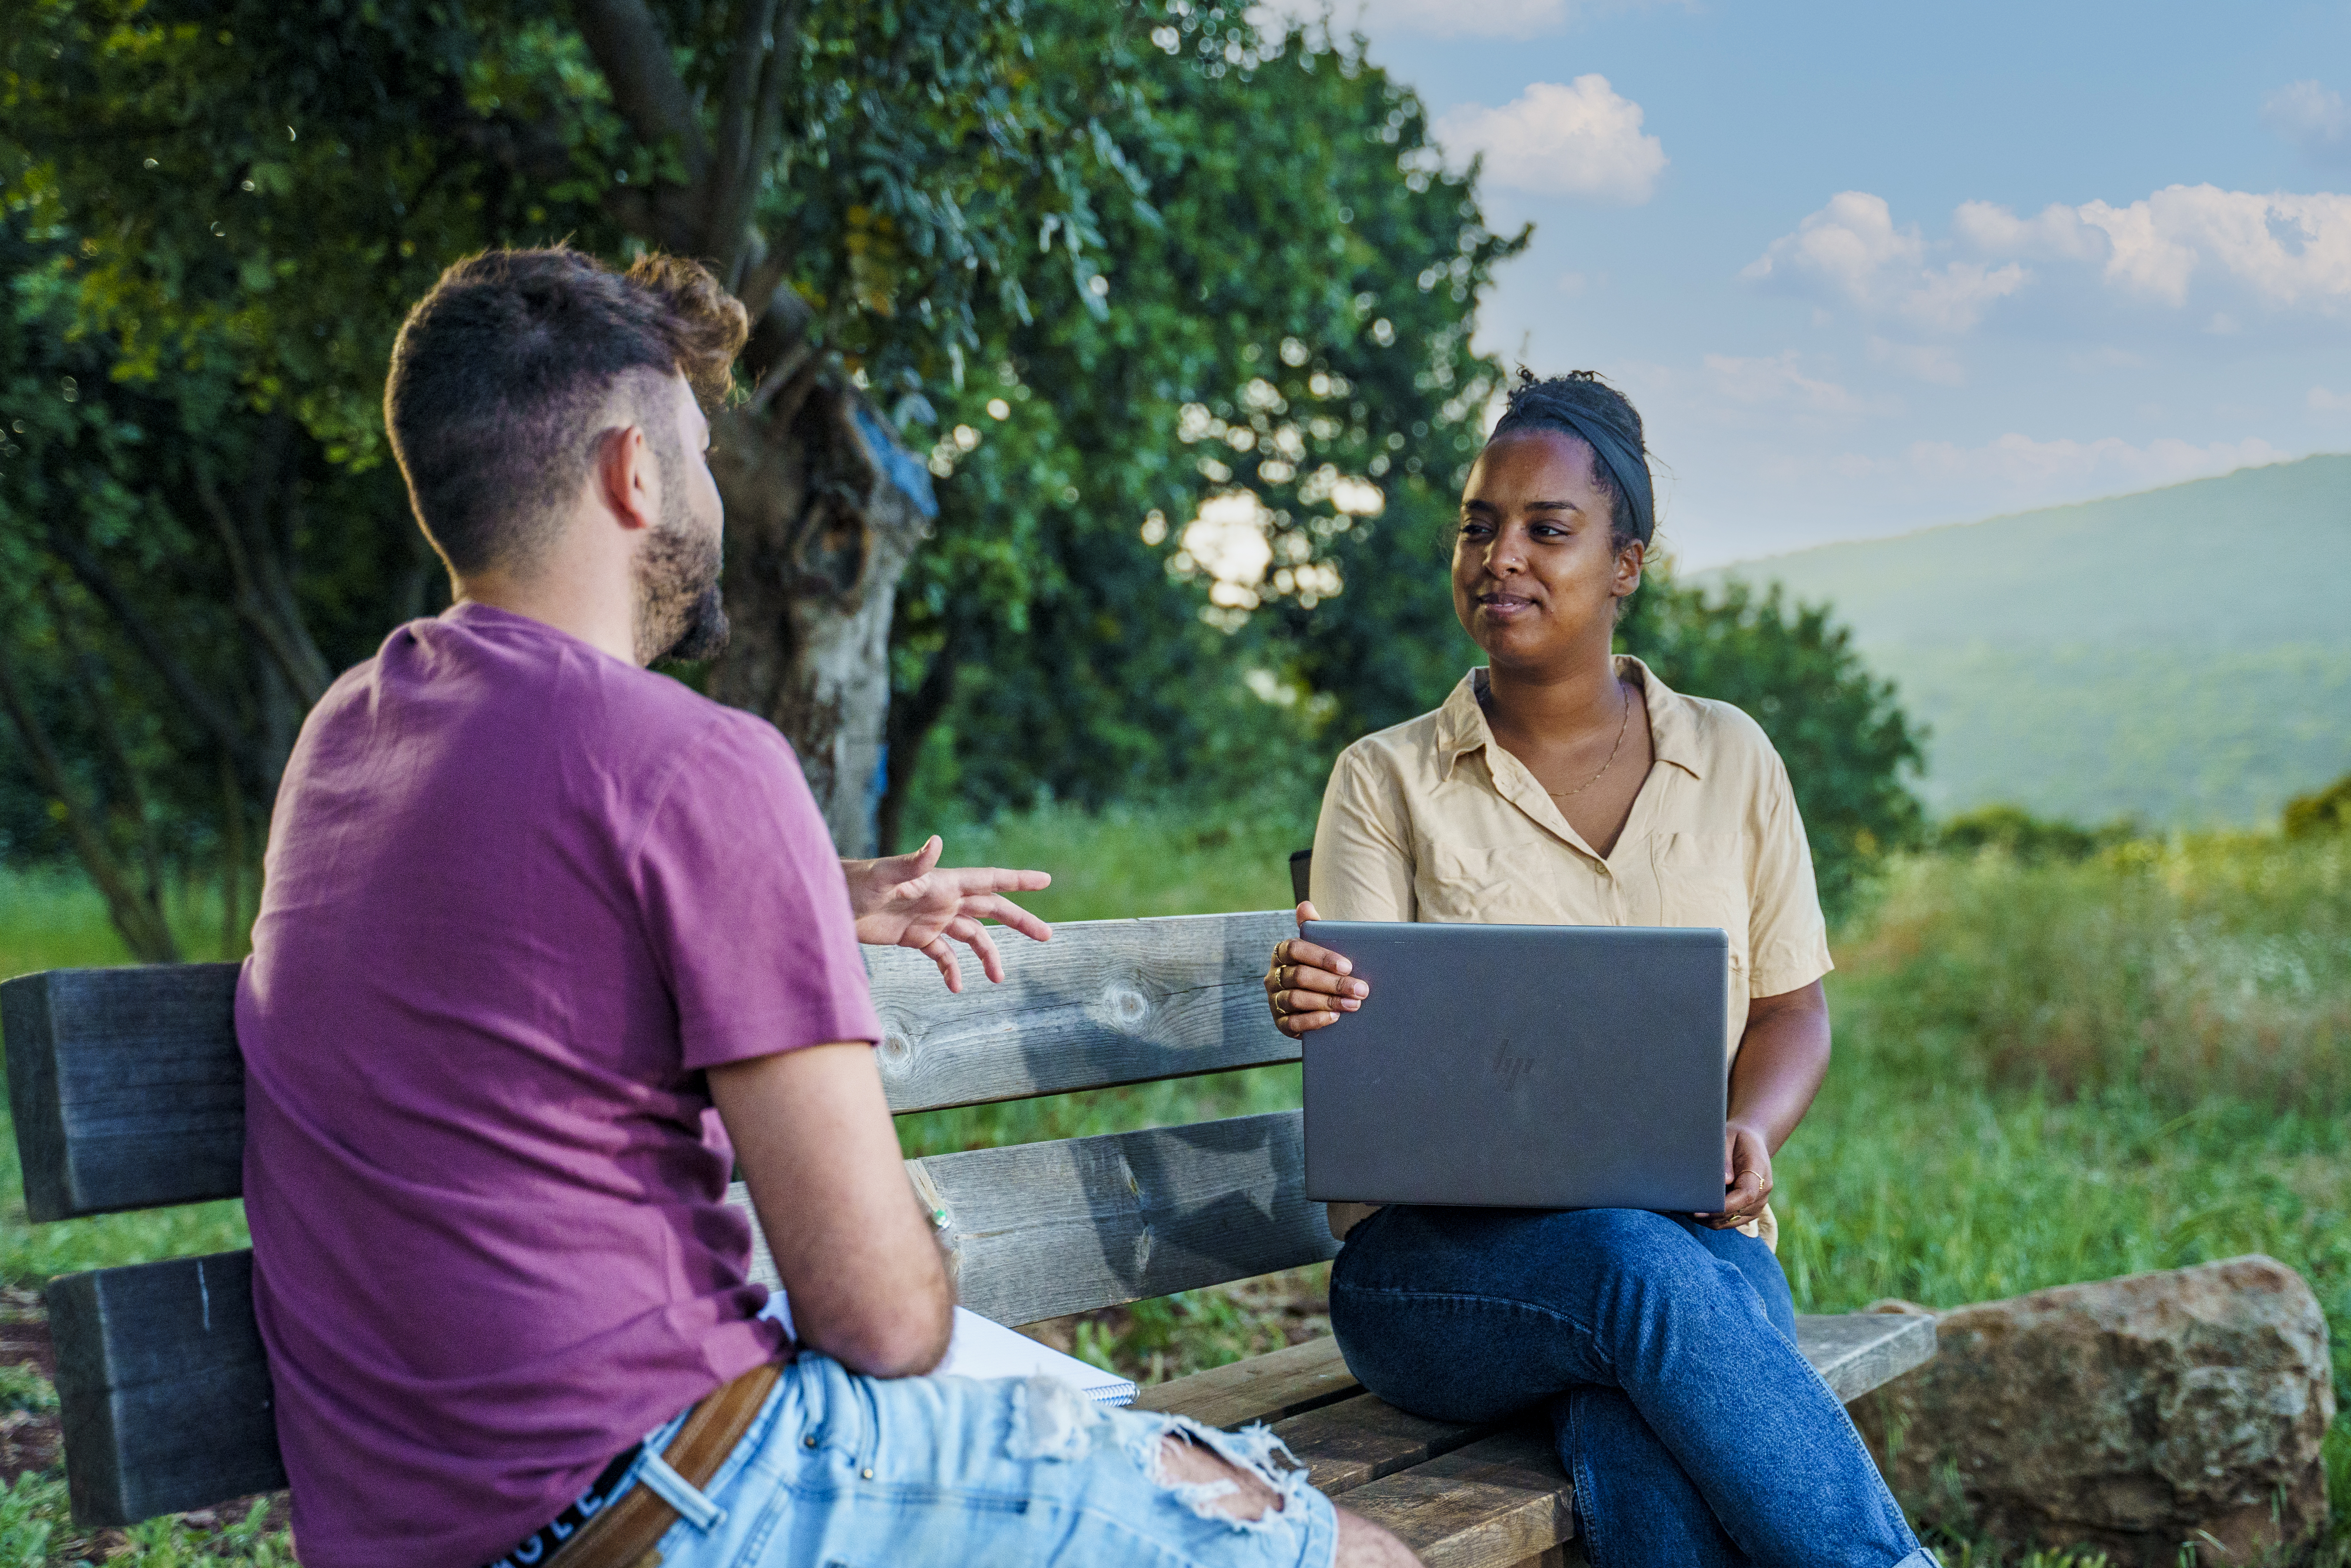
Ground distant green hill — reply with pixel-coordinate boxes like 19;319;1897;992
1694;456;2351;828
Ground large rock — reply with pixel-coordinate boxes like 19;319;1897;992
1851;1256;2334;1566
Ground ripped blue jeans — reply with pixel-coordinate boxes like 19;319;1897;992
622;1352;1338;1568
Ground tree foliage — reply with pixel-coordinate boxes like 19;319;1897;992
0;2;1524;911
3;0;1922;950
2282;772;2351;839
884;16;1518;835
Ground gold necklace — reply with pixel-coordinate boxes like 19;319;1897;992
1545;681;1632;800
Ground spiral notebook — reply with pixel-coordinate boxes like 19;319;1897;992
759;1293;1136;1407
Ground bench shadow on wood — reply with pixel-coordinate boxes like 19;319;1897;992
1;911;1935;1565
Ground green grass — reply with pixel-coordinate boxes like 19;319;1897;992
3;818;2348;1565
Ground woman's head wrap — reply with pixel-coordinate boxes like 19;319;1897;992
1485;369;1654;549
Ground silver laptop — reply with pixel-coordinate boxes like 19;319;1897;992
1300;920;1728;1212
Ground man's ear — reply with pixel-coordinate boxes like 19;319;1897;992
593;424;659;534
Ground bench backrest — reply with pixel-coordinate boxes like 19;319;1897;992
0;909;1321;1526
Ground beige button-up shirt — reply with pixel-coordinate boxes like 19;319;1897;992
1308;657;1834;1249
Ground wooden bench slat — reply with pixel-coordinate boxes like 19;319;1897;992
1;966;245;1223
1797;1310;1937;1402
1343;1426;1574;1568
1128;1335;1358;1428
734;1111;1342;1327
46;1252;284;1528
915;1111;1340;1326
1275;1393;1499;1496
1;911;1303;1222
870;910;1298;1112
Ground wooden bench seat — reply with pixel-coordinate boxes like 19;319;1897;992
2;910;1932;1564
1132;1316;1933;1565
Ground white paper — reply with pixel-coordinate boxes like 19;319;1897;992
758;1293;1137;1407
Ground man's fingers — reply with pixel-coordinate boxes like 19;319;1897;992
913;834;945;873
921;934;963;994
962;922;1006;985
959;893;1052;943
942;865;1053;895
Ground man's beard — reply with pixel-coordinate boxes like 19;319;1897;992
632;490;728;665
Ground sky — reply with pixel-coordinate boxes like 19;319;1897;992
1307;0;2351;567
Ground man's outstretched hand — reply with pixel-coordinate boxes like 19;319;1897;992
841;836;1052;991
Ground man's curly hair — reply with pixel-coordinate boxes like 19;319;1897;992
385;247;750;576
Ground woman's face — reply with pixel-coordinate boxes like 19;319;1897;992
1451;429;1642;671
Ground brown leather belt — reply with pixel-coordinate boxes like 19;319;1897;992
548;1360;783;1568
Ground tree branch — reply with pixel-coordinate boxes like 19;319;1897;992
44;523;265;791
572;0;712;188
707;0;800;285
191;457;331;708
0;633;180;962
39;577;169;908
706;0;780;251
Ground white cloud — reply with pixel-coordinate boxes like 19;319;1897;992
2264;81;2351;167
1702;352;1875;414
2311;385;2351;413
1434;77;1667;203
1959;188;2351;313
1742;192;2027;332
1902;432;2288;489
1950;200;2106;261
1758;184;2351;331
1869;337;1966;386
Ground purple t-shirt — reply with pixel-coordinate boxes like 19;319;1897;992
238;602;879;1568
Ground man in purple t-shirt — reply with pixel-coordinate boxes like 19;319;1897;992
239;248;1412;1568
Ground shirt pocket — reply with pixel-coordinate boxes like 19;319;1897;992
1417;842;1563;925
1653;831;1750;981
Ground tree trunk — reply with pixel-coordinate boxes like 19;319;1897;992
706;369;937;856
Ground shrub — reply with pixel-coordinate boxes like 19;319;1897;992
1935;804;2137;863
2285;772;2351;839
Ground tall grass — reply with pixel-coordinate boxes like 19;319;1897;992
1842;834;2351;1111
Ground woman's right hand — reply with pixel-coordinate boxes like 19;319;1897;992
1263;901;1369;1037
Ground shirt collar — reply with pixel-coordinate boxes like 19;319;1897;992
1433;656;1707;783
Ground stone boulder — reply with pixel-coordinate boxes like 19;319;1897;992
1850;1256;2334;1566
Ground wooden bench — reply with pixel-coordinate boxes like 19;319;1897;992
1;909;1933;1563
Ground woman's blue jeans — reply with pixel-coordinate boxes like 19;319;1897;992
1329;1205;1936;1568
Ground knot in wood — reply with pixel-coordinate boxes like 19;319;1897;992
1102;984;1149;1027
878;1030;912;1069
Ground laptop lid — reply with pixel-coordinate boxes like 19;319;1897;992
1299;920;1728;1213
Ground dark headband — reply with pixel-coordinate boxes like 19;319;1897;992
1498;403;1655;547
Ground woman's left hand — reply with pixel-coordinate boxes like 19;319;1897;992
1698;1122;1773;1230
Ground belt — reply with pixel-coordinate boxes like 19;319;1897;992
547;1359;783;1568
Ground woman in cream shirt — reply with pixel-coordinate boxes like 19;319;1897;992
1265;372;1937;1568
